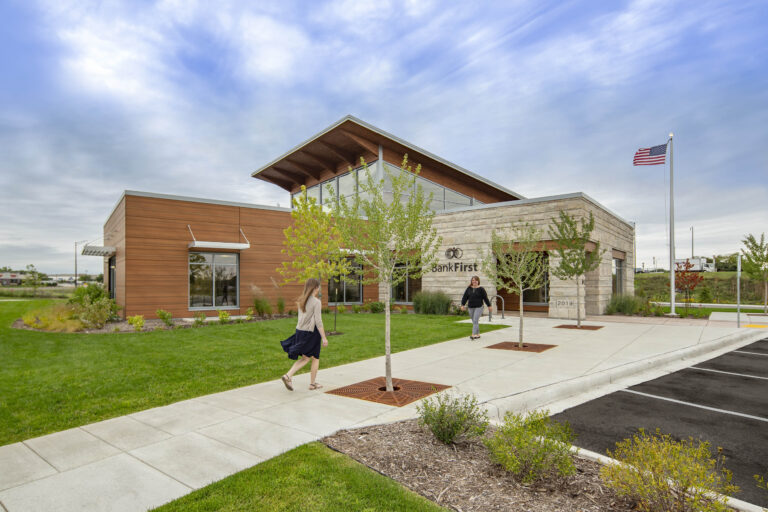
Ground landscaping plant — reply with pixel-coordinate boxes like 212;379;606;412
484;409;576;484
412;290;452;315
127;315;144;331
76;295;118;329
217;310;230;324
24;264;42;297
605;294;643;315
245;307;254;321
600;428;738;512
276;296;286;315
156;309;174;328
193;311;206;327
253;296;272;317
549;211;603;328
336;305;346;314
22;303;83;332
417;392;488;445
330;156;441;392
673;260;704;314
741;232;768;313
481;224;547;346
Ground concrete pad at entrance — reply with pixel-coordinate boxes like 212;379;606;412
0;442;56;491
0;453;190;512
129;399;239;435
197;416;317;460
129;432;261;489
81;416;172;452
22;428;121;472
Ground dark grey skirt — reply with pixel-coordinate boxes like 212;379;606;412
280;327;321;360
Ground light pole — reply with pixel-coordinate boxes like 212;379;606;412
690;226;694;260
74;240;88;288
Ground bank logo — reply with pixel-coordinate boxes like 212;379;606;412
445;247;463;259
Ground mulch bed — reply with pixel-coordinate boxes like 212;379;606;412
12;314;294;334
323;419;635;512
485;342;557;353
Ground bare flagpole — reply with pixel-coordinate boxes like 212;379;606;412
668;132;676;316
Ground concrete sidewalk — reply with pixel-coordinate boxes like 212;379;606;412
1;317;765;512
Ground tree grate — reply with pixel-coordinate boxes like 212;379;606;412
327;377;450;407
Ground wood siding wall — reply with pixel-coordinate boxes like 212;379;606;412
109;194;383;319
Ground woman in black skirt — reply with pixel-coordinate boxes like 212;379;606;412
461;275;490;340
280;278;329;391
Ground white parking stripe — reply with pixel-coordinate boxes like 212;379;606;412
734;350;768;357
689;366;768;381
620;389;768;423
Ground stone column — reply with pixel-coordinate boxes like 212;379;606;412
585;250;613;315
547;254;583;320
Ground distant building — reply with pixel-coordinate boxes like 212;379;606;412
0;272;23;286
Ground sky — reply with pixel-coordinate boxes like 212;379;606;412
1;0;766;274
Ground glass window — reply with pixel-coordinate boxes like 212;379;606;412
328;260;362;304
392;262;421;303
445;189;471;206
306;185;320;205
189;252;239;308
322;179;336;205
338;171;356;197
612;258;624;296
416;177;444;211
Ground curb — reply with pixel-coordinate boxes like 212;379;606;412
482;329;765;420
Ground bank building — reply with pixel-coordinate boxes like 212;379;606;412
84;116;635;319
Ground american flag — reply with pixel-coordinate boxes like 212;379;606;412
633;143;668;165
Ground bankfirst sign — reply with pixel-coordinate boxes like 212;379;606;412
431;247;478;272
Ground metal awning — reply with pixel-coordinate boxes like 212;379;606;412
81;245;116;257
187;226;250;250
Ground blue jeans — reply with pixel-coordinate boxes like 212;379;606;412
468;307;483;335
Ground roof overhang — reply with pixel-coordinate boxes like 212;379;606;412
81;245;116;257
251;115;524;200
187;241;250;250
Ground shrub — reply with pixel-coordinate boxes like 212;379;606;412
127;315;144;331
156;309;173;328
653;304;665;316
484;409;576;484
361;302;371;312
321;307;331;314
451;303;468;316
368;301;385;313
600;429;738;512
605;294;642;315
245;307;254;321
218;310;230;324
336;305;346;314
276;296;285;315
253;296;272;317
417;392;488;445
288;309;297;317
697;286;713;304
412;290;452;315
352;304;362;313
193;312;206;327
69;283;107;307
22;304;83;332
76;296;119;329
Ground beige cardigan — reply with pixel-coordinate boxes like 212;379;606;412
296;295;324;333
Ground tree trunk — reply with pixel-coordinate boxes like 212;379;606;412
576;276;582;328
518;288;524;348
384;283;393;392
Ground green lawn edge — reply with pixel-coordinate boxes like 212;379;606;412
151;442;446;512
0;300;505;445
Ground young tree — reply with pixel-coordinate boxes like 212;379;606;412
480;225;547;347
24;264;42;297
331;156;441;391
673;259;704;313
548;211;603;327
278;186;351;329
742;232;768;313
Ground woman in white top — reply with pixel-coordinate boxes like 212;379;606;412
280;278;329;391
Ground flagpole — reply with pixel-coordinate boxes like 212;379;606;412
668;132;676;316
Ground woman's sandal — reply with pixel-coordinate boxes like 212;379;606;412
281;375;293;391
309;382;323;390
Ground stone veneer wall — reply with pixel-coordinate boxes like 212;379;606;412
419;194;635;319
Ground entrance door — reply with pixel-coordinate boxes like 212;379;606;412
108;256;116;299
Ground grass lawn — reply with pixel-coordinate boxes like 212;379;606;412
152;442;445;512
0;300;504;446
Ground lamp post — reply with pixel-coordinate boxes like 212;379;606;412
74;240;88;288
690;226;694;260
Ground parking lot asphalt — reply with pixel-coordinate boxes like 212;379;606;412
552;338;768;508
